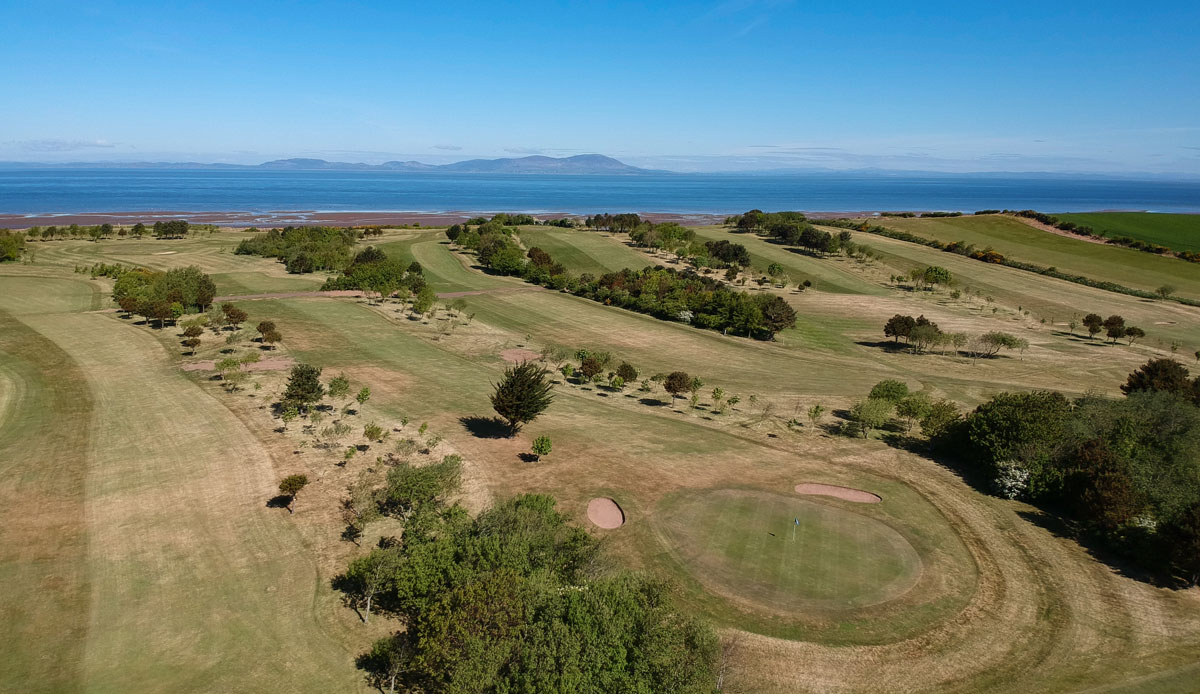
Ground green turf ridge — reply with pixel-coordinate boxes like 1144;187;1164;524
1054;212;1200;254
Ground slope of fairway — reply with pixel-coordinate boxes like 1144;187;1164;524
876;215;1200;299
656;488;922;613
0;277;362;693
0;310;92;692
1054;212;1200;253
515;226;650;275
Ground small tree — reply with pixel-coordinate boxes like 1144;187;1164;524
530;435;552;461
490;362;555;434
1156;285;1176;301
363;422;385;443
850;398;893;438
182;337;201;355
278;474;309;513
807;403;826;429
262;330;282;349
1124;326;1145;345
579;356;603;380
256;320;276;338
412;285;437;315
896;392;934;433
280;405;299;430
182;324;204;339
616;362;639;383
356;387;371;410
664;371;691;402
344;547;402;623
215;356;241;380
1103;315;1126;344
868;379;909;404
358;633;409;694
328;374;351;404
1082;313;1103;340
222;303;248;329
282;364;325;411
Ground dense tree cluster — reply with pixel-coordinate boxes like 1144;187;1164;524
342;483;719;693
0;230;25;261
235;226;359;273
321;246;427;297
934;359;1200;584
110;265;217;326
881;313;1026;359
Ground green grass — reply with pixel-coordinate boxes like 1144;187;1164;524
515;226;650;275
875;215;1200;299
656;488;921;611
1054;212;1200;253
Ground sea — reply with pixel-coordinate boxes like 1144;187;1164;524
1;169;1198;215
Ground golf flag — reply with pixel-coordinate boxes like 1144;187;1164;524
794;518;799;525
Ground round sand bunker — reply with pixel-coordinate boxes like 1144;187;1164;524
587;497;625;529
795;483;881;504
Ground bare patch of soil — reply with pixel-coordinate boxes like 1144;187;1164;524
795;483;882;503
500;348;540;363
181;357;295;372
587;497;625;528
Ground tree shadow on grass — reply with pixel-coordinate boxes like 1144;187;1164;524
1015;508;1180;588
459;415;510;439
638;397;668;407
265;494;292;510
517;452;539;463
854;339;912;353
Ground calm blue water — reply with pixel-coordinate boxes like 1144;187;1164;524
1;169;1198;214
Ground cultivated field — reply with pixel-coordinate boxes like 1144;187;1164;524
3;221;1200;692
1054;212;1200;253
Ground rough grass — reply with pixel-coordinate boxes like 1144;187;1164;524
1055;212;1200;253
5;232;1200;692
873;215;1200;299
514;226;650;275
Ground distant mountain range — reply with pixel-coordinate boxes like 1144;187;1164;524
0;154;662;175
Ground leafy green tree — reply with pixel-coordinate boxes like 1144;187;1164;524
262;329;282;350
923;265;953;287
344;547;403;623
1082;313;1103;340
920;400;961;438
884;314;916;342
807;403;825;428
490;362;555;434
1103;315;1126;343
868;379;909;403
278;474;309;513
381;455;462;517
327;374;351;403
182;324;204;339
1124;326;1145;345
616;362;639;383
282;364;325;411
530;435;552;461
896;392;934;432
256;320;276;337
1121;358;1195;400
181;337;201;355
850;398;893;438
363;422;385;443
1156;285;1176;300
215;356;241;380
356;386;371;409
412;285;437;314
221;303;248;329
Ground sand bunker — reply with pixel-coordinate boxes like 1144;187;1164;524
181;357;295;373
587;497;625;529
152;251;178;255
500;348;540;363
795;483;882;504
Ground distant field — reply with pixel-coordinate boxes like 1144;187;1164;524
1054;212;1200;253
872;214;1200;299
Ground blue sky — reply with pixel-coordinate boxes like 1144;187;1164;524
2;0;1198;174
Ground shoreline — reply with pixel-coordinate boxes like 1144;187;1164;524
0;207;1173;229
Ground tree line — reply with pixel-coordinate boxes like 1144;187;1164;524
110;265;217;327
320;245;428;299
235;226;363;273
932;358;1200;585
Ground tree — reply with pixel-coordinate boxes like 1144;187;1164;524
868;379;909;403
221;303;248;329
262;330;282;349
759;295;797;338
363;422;385;443
909;323;941;353
1082;313;1103;340
280;405;299;429
1156;285;1176;301
282;364;325;411
1160;503;1200;586
807;403;826;429
896;392;934;432
1103;315;1126;343
850;398;893;438
1121;358;1194;399
344;547;403;623
490;362;554;434
884;314;916;342
182;337;201;355
182;325;204;339
356;387;371;410
358;633;410;694
579;356;604;380
922;265;953;288
412;285;437;315
616;362;639;383
328;374;351;402
256;320;276;338
920;399;961;438
215;356;241;380
1124;326;1145;345
664;371;691;402
278;474;309;513
530;435;552;461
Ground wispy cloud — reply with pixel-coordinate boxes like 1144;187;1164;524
8;139;116;152
432;144;462;151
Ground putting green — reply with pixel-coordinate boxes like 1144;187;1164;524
656;488;922;614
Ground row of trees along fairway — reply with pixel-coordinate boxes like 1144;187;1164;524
447;216;797;340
